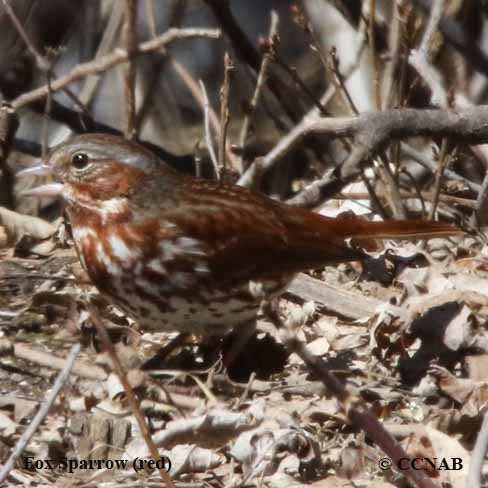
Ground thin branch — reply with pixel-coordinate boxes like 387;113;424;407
78;2;126;106
273;55;327;115
475;172;488;226
367;0;381;110
144;0;157;37
203;0;300;125
1;0;53;161
428;140;453;220
11;28;221;110
218;53;234;172
377;152;407;219
13;343;106;380
199;79;219;178
0;344;81;485
123;0;138;139
1;0;50;72
237;24;367;189
87;302;175;488
238;11;278;167
409;0;446;106
401;142;480;193
135;0;187;133
169;56;239;169
418;0;445;55
0;273;81;282
0;105;18;208
382;2;404;109
413;0;488;77
328;46;358;116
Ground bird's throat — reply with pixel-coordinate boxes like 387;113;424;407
64;183;133;226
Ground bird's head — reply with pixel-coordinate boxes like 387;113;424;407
19;133;178;219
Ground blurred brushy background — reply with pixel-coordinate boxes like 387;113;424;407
2;0;487;222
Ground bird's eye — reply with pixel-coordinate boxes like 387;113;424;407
71;152;90;170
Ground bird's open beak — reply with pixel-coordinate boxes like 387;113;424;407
16;163;64;197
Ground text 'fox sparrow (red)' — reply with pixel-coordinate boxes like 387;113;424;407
25;133;461;342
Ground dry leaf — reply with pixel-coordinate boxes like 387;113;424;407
0;207;56;243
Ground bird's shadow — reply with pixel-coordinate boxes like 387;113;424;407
142;331;288;383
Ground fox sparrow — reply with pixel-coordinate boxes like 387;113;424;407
24;133;461;354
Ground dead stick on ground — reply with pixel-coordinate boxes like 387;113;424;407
467;411;488;488
13;343;107;380
279;329;439;488
87;301;175;488
0;343;81;485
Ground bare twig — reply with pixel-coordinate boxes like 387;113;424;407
203;0;299;125
467;410;488;488
419;0;445;55
123;0;138;139
78;2;126;106
363;0;406;219
87;302;175;488
401;142;480;193
475;173;488;226
238;12;278;167
169;56;239;169
135;0;187;134
219;53;234;172
407;0;454;223
367;0;381;110
360;169;388;219
382;2;406;109
428;140;453;220
0;105;18;208
1;0;53;160
239;23;366;188
328;46;358;116
1;0;50;72
0;273;89;286
273;55;327;115
13;343;106;380
144;0;157;37
11;28;221;110
0;344;81;485
41;72;53;161
385;3;410;179
199;80;219;178
238;15;368;189
376;154;407;219
409;0;447;106
286;273;386;320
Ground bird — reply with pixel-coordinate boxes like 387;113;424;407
23;133;462;366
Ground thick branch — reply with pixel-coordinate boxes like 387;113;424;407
240;106;488;205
